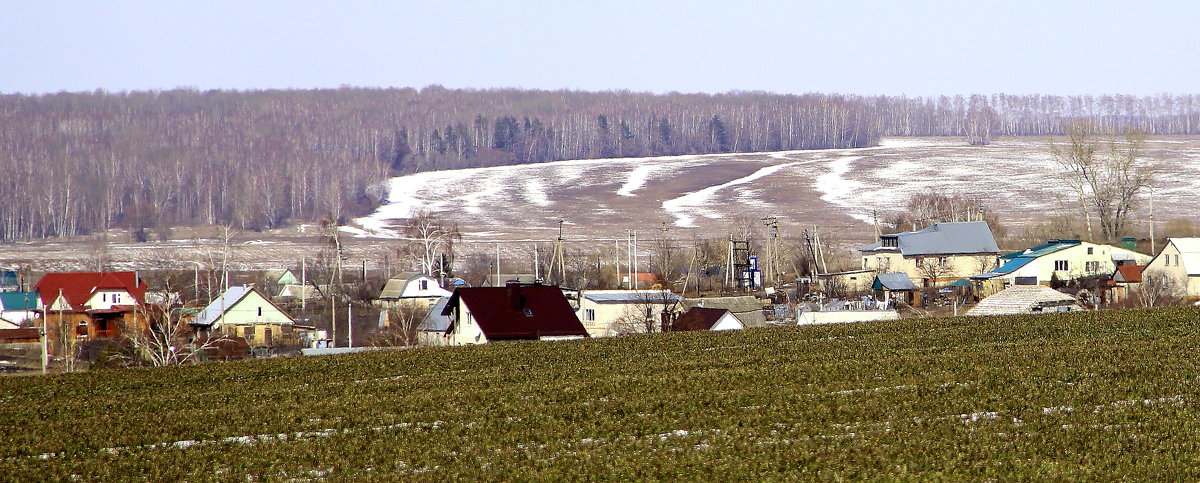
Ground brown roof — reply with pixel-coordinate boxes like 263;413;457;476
443;283;588;340
0;328;40;342
671;307;732;332
1114;265;1144;283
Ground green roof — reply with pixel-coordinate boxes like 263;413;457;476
1000;240;1079;260
0;291;39;310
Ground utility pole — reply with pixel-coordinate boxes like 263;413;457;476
762;216;778;285
347;300;353;349
1150;187;1156;255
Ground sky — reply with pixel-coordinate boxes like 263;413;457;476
3;1;1198;97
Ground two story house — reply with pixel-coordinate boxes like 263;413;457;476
34;272;149;352
1141;237;1200;301
860;221;1001;288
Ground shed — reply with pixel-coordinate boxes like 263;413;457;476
670;307;743;332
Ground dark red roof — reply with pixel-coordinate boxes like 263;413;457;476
34;272;147;311
671;307;733;332
443;284;588;340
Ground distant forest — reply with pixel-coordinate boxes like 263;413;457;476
2;87;1199;241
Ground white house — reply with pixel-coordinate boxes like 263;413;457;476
570;289;683;337
1141;237;1200;300
972;239;1150;291
377;272;452;309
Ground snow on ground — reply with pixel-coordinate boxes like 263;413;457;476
662;161;803;227
354;136;1200;241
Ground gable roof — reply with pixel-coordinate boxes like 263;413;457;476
1113;265;1144;283
0;292;39;311
192;285;294;328
872;273;919;291
34;272;147;311
419;296;452;332
971;256;1035;280
862;221;999;256
966;285;1081;316
443;284;588;340
679;296;767;328
1167;238;1200;276
672;307;736;331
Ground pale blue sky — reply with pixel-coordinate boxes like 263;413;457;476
2;1;1196;96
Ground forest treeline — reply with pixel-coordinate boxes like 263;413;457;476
2;87;1199;241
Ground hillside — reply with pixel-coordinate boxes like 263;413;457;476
359;135;1200;245
4;307;1200;480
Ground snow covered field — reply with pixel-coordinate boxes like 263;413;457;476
357;136;1200;243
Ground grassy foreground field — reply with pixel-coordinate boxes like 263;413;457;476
3;307;1200;480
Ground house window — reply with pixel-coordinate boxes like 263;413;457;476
113;294;120;304
102;293;107;302
882;237;898;248
1054;260;1068;271
420;280;429;290
938;257;948;267
258;307;262;317
1087;247;1094;255
1085;261;1099;273
585;309;595;321
243;326;254;342
523;308;534;317
1175;254;1181;266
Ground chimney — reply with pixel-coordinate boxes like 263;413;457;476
506;282;522;310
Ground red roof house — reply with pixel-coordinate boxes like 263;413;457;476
440;283;588;345
34;272;149;348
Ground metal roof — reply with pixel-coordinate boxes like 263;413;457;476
581;290;682;304
971;257;1035;279
872;273;919;291
862;222;999;257
193;286;250;327
1000;240;1078;260
966;286;1081;316
418;296;451;332
0;292;38;311
443;284;588;340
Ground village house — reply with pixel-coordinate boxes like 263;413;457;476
1107;265;1145;304
441;282;588;346
678;296;768;328
860;221;1001;288
34;271;149;352
669;307;744;332
568;289;683;337
0;291;40;327
970;239;1150;296
191;285;311;347
1141;237;1200;301
415;296;452;346
376;272;452;309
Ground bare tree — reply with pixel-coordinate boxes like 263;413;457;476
397;209;461;276
1135;269;1182;307
915;257;956;286
1051;122;1157;241
613;289;681;335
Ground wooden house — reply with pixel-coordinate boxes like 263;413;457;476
34;272;149;354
